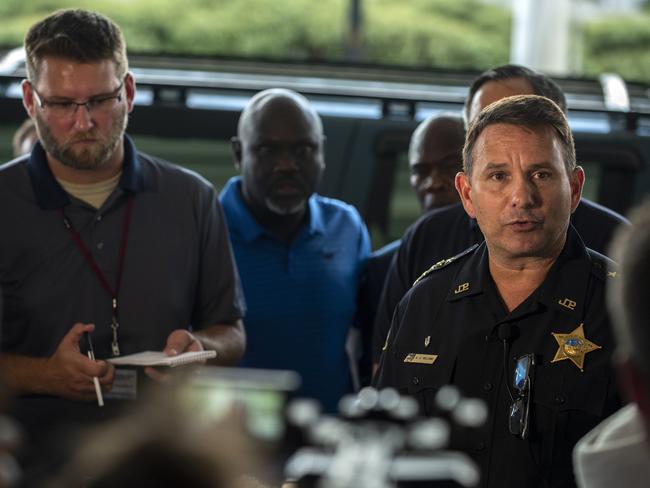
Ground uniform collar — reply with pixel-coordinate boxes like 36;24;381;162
446;241;490;302
27;134;144;210
221;176;322;243
536;225;591;319
447;225;591;319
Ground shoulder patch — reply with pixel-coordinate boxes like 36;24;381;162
412;243;479;287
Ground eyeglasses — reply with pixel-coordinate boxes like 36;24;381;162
508;353;536;439
30;81;124;118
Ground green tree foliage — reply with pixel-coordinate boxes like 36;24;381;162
0;0;347;61
0;0;648;82
362;0;510;69
0;0;510;69
582;15;650;82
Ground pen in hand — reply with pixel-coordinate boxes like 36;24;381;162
83;331;104;407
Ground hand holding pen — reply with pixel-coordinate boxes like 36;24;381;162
83;331;104;407
41;323;114;402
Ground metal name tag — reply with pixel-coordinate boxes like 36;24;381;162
403;353;438;364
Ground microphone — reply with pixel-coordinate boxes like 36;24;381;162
497;323;519;343
498;323;519;403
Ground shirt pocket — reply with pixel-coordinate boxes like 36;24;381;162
388;348;457;416
532;366;611;476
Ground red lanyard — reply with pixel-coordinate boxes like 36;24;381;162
59;195;134;356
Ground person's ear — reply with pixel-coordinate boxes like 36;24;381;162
570;166;585;213
231;137;242;171
455;171;476;218
123;72;136;113
22;80;37;118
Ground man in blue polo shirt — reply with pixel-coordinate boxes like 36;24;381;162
220;88;371;412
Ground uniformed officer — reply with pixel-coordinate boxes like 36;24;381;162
374;95;622;488
371;64;629;372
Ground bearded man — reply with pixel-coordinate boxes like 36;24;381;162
220;88;370;412
0;9;246;481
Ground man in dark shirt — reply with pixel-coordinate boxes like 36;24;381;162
0;9;245;480
375;95;621;488
372;65;629;367
358;114;465;383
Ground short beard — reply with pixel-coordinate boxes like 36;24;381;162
35;106;128;171
265;197;306;216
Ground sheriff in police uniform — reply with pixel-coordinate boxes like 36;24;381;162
374;95;622;488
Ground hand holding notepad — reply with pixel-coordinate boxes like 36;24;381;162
107;350;217;368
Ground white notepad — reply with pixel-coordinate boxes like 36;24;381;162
107;350;217;368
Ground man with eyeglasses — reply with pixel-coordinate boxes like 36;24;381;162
0;9;245;480
374;95;622;487
220;88;370;412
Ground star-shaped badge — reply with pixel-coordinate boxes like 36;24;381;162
551;323;601;372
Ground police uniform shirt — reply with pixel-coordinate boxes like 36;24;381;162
372;203;481;362
374;226;622;488
372;200;629;363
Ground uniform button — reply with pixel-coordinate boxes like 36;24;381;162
554;395;565;404
411;376;420;386
476;441;486;451
97;242;104;250
482;382;493;391
96;214;102;222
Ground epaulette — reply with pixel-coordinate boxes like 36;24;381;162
412;243;479;287
587;249;618;281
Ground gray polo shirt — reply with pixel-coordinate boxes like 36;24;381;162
0;135;244;359
0;136;245;471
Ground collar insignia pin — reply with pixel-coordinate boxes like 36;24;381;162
551;323;601;372
558;298;577;310
454;282;470;294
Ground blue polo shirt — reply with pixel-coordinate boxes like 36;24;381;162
220;177;370;412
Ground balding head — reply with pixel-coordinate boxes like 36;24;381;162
409;114;465;212
232;88;325;222
237;88;323;141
